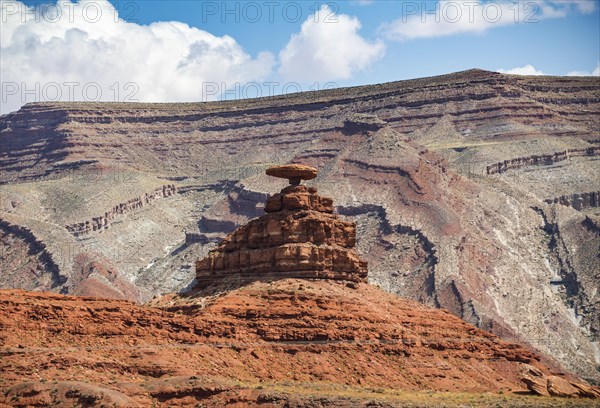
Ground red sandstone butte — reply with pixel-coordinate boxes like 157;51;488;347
196;167;368;286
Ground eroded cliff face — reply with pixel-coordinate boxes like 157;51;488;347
0;69;598;383
485;147;600;174
545;191;599;210
65;185;177;236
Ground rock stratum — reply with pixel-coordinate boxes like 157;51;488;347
1;283;599;407
0;69;599;384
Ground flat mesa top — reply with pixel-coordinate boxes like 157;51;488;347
266;164;318;181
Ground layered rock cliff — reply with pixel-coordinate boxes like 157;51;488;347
485;147;600;175
65;185;177;236
545;191;599;210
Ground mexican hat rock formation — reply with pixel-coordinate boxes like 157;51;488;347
196;164;368;286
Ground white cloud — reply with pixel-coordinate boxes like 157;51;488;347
497;65;546;75
566;63;600;77
0;0;274;113
380;0;594;41
278;5;385;82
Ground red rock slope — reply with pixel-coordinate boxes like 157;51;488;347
1;283;598;407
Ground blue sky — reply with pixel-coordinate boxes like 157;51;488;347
124;0;599;77
1;0;599;113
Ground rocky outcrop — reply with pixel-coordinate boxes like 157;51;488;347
265;163;318;184
198;216;237;234
545;191;600;210
65;185;177;236
3;381;138;407
196;166;368;286
342;113;387;134
184;232;222;245
486;147;600;175
521;364;600;398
